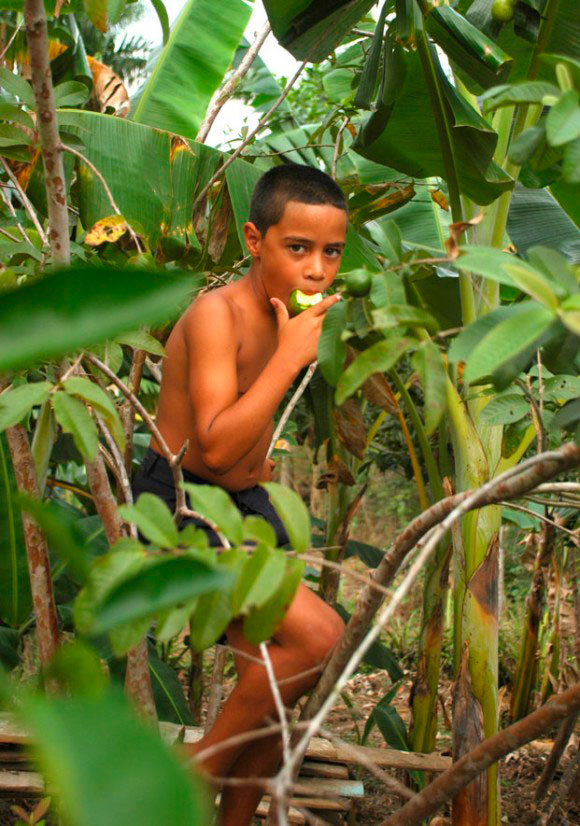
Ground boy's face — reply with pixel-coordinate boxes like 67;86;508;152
244;200;347;307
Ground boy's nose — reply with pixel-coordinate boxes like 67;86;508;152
305;255;325;280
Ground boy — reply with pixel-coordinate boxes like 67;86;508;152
133;164;347;824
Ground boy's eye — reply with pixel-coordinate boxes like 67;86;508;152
325;247;342;258
289;244;306;253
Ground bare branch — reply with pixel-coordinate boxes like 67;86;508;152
260;642;292;766
268;362;317;458
0;176;34;244
83;354;231;545
196;21;271;144
302;443;580;727
0;23;22;63
378;684;580;826
500;501;580;541
192;58;309;215
535;710;578;802
0;157;48;245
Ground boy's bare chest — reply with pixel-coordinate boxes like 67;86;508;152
236;323;277;393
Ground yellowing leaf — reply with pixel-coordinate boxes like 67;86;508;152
430;189;449;211
85;215;128;246
87;56;130;118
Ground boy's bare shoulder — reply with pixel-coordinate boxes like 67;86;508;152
180;285;239;342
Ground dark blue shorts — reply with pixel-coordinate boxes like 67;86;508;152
132;447;289;547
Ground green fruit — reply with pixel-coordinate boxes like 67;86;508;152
289;289;323;315
344;269;372;297
491;0;515;22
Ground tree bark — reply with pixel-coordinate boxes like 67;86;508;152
85;453;157;722
24;0;69;265
5;424;59;668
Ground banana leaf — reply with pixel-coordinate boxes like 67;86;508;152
132;0;252;140
353;45;514;205
507;184;580;261
57;111;223;247
425;5;512;91
263;0;376;62
492;0;579;84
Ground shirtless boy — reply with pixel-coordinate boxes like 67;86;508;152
133;164;347;824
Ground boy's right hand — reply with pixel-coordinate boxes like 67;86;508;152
271;294;341;369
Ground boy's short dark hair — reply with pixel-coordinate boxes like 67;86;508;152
249;164;348;236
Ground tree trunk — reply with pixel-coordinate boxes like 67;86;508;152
5;424;59;668
24;0;69;265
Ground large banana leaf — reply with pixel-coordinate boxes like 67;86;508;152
132;0;251;140
353;44;514;206
507;184;580;261
263;0;376;62
57;111;222;246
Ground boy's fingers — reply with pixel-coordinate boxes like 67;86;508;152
271;296;289;320
311;293;341;315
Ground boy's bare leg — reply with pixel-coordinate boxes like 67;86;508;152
187;584;344;821
217;732;282;826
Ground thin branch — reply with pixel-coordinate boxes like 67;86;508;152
291;552;393;597
500;501;579;541
86;357;230;543
302;443;580;729
268;362;317;458
319;728;414;800
0;226;20;242
522;495;580;508
192;57;309;215
95;414;134;512
61;143;143;252
196;21;271;144
535;710;578;801
0;176;34;244
260;642;292;767
379;684;580;826
0;23;22;63
535;483;580;495
1;157;48;246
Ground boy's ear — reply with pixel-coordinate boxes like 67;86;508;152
243;221;262;257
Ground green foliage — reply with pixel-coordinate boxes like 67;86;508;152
0;266;194;373
23;690;210;826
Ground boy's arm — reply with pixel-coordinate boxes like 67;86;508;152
185;291;338;475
